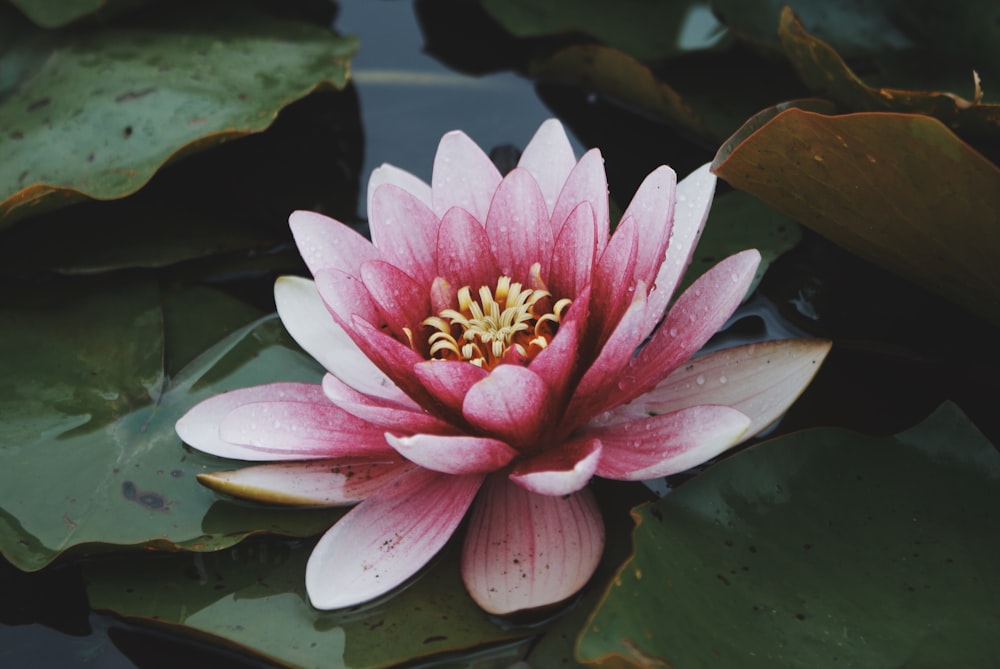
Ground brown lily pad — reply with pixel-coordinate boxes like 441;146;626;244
712;107;1000;326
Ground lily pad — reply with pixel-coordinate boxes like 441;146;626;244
777;7;1000;141
710;0;915;58
529;44;702;137
481;0;732;62
711;108;1000;326
9;0;144;28
577;403;1000;667
0;6;357;226
85;539;527;669
0;279;339;571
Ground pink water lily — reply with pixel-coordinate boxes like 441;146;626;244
176;120;830;615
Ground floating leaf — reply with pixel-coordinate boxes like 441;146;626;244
578;403;1000;667
0;6;357;226
0;279;339;571
85;539;526;669
710;0;915;58
712;108;1000;326
529;44;702;136
9;0;145;28
0;89;363;275
481;0;731;62
777;7;1000;141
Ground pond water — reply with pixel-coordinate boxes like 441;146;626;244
2;1;998;668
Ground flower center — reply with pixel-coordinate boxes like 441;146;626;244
421;276;572;370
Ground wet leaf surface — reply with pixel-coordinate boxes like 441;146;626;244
85;538;527;669
0;5;357;225
578;403;1000;667
8;0;142;28
777;8;1000;142
0;279;339;571
712;108;1000;326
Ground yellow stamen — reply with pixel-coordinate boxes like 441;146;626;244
421;275;572;370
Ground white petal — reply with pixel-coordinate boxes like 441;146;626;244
366;163;432;218
646;163;717;326
461;476;604;615
175;383;327;461
306;470;483;609
605;339;832;440
517;119;577;216
197;458;415;506
274;276;405;402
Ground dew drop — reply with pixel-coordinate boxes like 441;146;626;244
696;374;706;385
720;375;728;384
668;327;678;337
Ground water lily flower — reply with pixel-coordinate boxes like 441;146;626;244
176;120;830;615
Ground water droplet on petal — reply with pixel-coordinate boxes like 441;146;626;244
696;374;705;385
720;375;728;384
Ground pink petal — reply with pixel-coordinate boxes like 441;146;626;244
590;405;751;480
219;400;394;458
313;268;382;331
618;249;761;406
274;277;399;400
590;213;639;335
550;149;610;255
486;167;554;281
348;316;449;413
196;457;415;506
645;163;717;328
563;284;647;427
620;165;676;288
509;438;602;496
461;475;604;615
360;260;431;350
463;365;553;449
517;119;577;216
436;206;500;291
413;360;487;416
548;201;597;300
369;184;440;287
321;374;453;434
366;163;432;217
306;470;484;609
603;339;832;441
289;210;378;277
528;287;590;400
386;433;517;474
431;130;502;222
176;383;327;461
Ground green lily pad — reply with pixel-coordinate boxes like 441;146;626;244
711;108;1000;327
85;538;527;669
0;6;357;226
578;402;1000;667
0;279;339;571
481;0;732;62
0;89;363;275
777;7;1000;142
9;0;144;28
